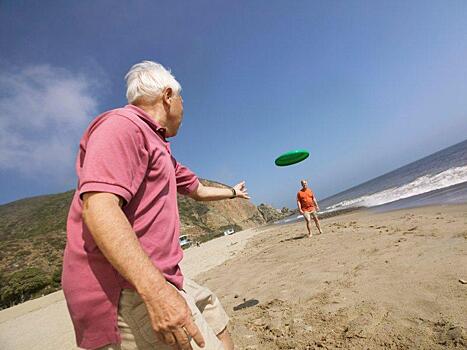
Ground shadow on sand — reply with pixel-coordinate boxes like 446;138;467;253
281;235;307;242
233;299;259;311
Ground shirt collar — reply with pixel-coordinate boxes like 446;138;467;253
124;104;168;140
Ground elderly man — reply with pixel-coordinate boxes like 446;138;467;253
62;61;248;350
297;180;323;237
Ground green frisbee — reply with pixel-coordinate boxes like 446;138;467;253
275;149;310;166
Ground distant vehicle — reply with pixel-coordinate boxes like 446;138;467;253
223;228;235;236
179;235;192;249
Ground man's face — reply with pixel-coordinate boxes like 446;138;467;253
167;94;184;137
301;180;308;189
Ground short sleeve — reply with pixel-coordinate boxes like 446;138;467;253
174;161;199;195
78;115;149;204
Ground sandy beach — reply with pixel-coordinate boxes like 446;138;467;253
197;204;467;349
0;204;466;349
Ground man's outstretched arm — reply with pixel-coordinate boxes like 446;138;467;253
82;192;205;350
189;181;250;201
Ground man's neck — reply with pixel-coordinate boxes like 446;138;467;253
134;103;168;129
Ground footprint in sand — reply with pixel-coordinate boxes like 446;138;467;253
403;226;418;235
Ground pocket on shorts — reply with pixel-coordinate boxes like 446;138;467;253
129;294;160;345
183;292;224;350
183;278;212;312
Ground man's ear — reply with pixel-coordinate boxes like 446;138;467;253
162;87;174;106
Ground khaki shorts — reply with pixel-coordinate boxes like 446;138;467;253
98;278;229;350
303;210;317;221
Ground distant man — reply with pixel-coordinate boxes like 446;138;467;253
297;180;323;237
62;61;249;350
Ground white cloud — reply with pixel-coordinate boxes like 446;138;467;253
0;65;100;183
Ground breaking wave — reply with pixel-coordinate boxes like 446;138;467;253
325;165;467;210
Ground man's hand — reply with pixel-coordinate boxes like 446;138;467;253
233;181;250;199
297;201;303;215
143;284;205;350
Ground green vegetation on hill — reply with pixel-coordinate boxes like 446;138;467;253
0;191;73;240
0;191;72;308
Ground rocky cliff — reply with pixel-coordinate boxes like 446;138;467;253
179;179;265;237
257;203;295;223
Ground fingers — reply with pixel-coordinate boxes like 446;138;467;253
160;331;177;348
239;191;250;199
172;327;192;350
235;181;246;190
156;319;204;350
169;310;205;350
183;318;205;348
235;180;249;199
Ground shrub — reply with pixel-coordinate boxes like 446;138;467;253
51;265;63;288
0;267;50;308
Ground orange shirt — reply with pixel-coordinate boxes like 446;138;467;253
297;188;316;212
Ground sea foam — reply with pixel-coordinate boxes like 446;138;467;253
325;165;467;210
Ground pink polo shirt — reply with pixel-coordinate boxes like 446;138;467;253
62;105;199;349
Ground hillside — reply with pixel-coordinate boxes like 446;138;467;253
0;179;269;309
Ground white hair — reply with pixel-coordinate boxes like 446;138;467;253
124;60;181;104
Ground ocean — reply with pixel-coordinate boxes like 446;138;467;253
319;139;467;213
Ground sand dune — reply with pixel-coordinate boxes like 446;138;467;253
1;204;466;349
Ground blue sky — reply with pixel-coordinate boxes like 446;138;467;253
1;1;467;208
